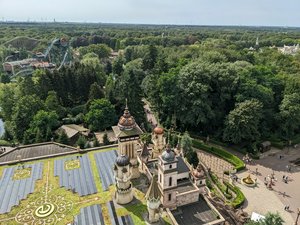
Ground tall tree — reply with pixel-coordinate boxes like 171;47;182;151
10;95;44;141
223;99;263;146
88;82;104;101
142;44;158;71
85;98;117;131
279;93;300;139
45;91;65;118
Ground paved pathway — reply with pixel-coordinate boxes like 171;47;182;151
235;170;294;225
244;146;300;223
144;103;158;128
196;145;300;224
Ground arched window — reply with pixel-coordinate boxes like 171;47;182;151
169;177;172;186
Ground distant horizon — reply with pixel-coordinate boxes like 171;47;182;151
1;20;300;29
1;0;299;27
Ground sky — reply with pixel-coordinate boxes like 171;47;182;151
0;0;299;27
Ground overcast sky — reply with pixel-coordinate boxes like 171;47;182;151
0;0;299;27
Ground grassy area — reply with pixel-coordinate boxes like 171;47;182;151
0;147;156;225
193;139;245;171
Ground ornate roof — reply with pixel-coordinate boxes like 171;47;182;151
146;175;160;202
153;127;164;135
116;154;130;167
117;103;136;131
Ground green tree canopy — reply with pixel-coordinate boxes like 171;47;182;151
88;82;104;101
10;95;44;141
245;212;284;225
279;92;300;139
223;99;263;145
24;110;59;143
85;98;117;131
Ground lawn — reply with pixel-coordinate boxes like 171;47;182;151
0;147;158;225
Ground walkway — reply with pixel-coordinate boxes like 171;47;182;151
244;146;300;223
196;145;300;224
235;170;294;225
143;102;158;128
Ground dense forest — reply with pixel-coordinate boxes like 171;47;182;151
0;22;300;152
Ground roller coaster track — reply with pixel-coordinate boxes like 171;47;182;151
58;49;69;70
44;38;59;59
11;68;34;78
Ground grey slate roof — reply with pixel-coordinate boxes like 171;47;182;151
0;142;78;165
177;156;190;174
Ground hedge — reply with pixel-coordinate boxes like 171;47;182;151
223;181;245;209
0;140;10;146
192;139;245;171
210;173;232;200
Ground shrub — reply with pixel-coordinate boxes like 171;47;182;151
0;139;10;146
210;172;232;200
224;181;245;209
193;139;245;171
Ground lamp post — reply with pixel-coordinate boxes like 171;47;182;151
295;208;300;225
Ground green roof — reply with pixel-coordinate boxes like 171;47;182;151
112;125;143;138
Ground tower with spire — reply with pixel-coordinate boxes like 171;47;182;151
157;144;178;208
145;175;161;223
112;99;143;179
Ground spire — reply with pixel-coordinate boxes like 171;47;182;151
118;99;136;130
146;175;160;201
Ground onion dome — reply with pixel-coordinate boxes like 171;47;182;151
118;103;136;130
161;145;175;162
116;154;130;167
193;164;204;178
153;126;164;135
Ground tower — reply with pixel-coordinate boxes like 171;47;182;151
146;175;161;223
112;101;143;178
114;154;134;204
151;127;165;158
157;145;178;209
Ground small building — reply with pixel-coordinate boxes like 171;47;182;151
259;141;271;152
56;124;90;145
94;130;117;145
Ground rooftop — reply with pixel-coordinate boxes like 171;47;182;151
112;125;143;138
176;179;197;193
177;156;190;174
0;142;77;165
58;124;89;138
172;197;220;225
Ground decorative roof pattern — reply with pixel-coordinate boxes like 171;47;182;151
118;103;136;131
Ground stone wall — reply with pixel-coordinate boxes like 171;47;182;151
176;189;199;207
